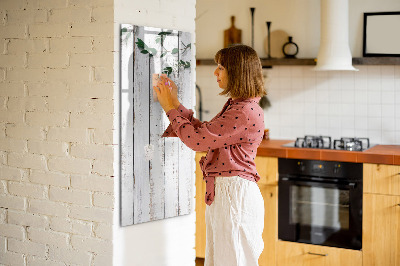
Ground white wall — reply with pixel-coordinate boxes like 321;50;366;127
113;1;197;266
196;0;319;58
196;0;400;145
196;0;400;58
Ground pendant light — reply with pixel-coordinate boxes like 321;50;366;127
314;0;358;71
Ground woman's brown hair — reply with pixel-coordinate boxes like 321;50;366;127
214;44;267;99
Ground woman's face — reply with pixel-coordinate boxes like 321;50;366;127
214;64;228;89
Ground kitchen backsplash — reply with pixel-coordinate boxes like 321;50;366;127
195;65;400;145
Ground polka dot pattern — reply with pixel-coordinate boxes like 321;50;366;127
161;97;265;206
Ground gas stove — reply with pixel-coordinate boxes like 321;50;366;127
282;135;374;151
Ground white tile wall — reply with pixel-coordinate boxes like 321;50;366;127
196;65;400;145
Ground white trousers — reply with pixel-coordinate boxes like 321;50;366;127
205;176;265;266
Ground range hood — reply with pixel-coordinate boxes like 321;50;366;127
314;0;358;71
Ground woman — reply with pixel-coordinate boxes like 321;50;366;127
153;44;267;266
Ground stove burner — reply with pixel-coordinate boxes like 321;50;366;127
333;137;370;151
295;135;332;149
285;135;372;151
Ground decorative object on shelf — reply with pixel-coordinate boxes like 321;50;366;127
282;36;299;58
363;11;400;57
314;0;357;71
120;24;193;226
224;16;242;48
264;29;289;58
250;7;255;48
265;21;272;58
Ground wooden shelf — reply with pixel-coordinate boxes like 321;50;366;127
195;58;315;68
352;57;400;65
196;57;400;67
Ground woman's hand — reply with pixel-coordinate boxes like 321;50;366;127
153;76;175;113
160;74;180;108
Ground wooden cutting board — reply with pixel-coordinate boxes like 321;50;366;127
224;16;242;48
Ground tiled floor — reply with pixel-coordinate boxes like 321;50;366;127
195;257;205;266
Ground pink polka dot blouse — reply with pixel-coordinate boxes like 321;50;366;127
161;96;265;206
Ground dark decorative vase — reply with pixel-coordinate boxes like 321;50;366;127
282;36;299;58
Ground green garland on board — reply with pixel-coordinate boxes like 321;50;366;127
121;28;191;77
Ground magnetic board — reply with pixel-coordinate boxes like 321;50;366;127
120;24;193;225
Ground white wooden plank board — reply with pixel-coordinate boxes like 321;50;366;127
163;29;180;219
147;27;165;221
177;31;193;216
120;24;134;226
120;24;193;226
133;25;151;224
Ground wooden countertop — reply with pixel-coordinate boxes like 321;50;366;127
256;139;400;165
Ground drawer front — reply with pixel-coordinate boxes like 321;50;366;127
277;241;362;266
364;164;400;196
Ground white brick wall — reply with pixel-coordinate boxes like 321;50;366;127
0;0;114;265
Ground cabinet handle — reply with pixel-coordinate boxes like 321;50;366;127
307;252;328;256
397;204;400;207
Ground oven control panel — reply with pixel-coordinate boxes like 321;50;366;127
280;158;362;180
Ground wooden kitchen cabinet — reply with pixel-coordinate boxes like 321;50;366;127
276;241;362;266
259;184;278;266
364;163;400;196
363;163;400;266
195;151;207;258
195;154;279;264
363;193;400;266
255;156;278;186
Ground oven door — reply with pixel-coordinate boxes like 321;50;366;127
278;176;362;250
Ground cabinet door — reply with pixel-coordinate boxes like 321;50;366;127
363;193;400;266
195;152;207;258
364;164;400;196
277;241;362;266
259;185;278;266
255;156;278;186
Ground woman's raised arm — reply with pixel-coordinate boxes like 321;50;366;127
161;102;204;138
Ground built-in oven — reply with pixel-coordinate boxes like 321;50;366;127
278;158;363;250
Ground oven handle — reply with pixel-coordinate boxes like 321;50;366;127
280;177;357;189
